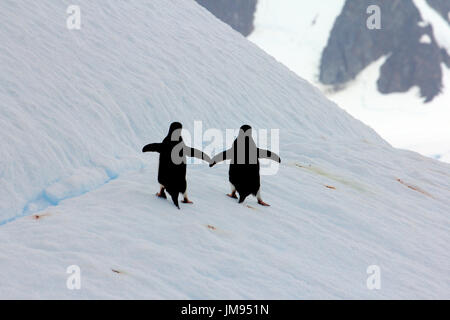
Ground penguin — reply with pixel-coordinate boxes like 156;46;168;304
142;122;212;209
209;125;281;206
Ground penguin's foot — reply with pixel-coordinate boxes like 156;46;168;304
182;199;193;204
156;191;167;199
258;199;271;207
227;193;238;199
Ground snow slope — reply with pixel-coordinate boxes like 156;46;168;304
249;0;450;161
0;0;449;299
0;0;379;224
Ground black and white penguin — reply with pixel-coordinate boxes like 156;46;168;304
209;125;281;206
142;122;211;209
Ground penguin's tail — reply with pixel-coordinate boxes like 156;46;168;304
169;192;180;209
238;193;250;204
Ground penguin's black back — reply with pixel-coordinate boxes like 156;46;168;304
157;140;187;197
229;135;261;198
154;122;188;204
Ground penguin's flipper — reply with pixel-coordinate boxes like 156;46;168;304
142;143;162;153
185;146;212;164
257;148;281;163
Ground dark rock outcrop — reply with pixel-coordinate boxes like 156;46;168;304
194;0;258;36
320;0;449;102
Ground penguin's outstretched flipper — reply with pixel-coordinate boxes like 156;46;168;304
142;143;162;153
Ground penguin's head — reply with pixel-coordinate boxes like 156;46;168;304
168;122;183;141
239;124;252;137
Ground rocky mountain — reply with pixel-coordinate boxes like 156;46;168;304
320;0;449;102
196;0;449;102
197;0;450;161
194;0;257;36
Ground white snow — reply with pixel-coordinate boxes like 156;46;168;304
419;34;432;44
323;57;450;162
414;0;450;52
249;0;450;162
0;0;449;299
418;20;430;28
249;0;346;84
